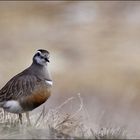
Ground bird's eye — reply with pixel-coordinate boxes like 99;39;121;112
36;52;40;56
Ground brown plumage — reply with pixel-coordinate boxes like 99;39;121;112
0;49;53;124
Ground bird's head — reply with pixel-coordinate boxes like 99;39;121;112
33;49;50;66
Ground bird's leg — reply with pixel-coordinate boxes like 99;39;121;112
3;110;6;121
26;112;31;126
19;113;22;124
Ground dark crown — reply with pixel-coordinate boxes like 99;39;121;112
37;49;49;54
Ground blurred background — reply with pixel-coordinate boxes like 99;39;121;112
0;1;140;136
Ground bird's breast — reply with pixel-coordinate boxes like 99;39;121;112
45;80;53;86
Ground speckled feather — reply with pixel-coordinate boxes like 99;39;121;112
0;69;51;111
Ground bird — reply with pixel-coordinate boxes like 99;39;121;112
0;49;53;124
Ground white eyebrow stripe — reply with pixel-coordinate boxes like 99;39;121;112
45;80;53;86
36;51;44;57
36;51;42;54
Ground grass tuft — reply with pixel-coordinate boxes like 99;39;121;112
0;93;128;139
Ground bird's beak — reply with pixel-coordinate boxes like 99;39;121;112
45;58;50;62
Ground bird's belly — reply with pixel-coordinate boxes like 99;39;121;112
20;89;51;111
3;100;23;114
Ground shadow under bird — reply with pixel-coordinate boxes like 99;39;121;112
0;49;53;124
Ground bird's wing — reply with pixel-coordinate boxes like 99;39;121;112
0;74;46;101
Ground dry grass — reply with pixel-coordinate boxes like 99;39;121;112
0;93;128;139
